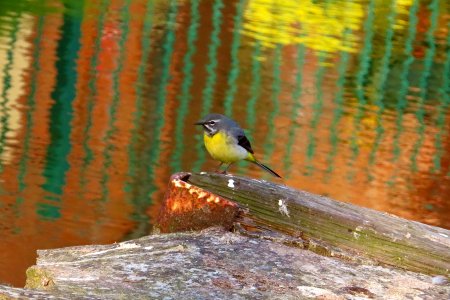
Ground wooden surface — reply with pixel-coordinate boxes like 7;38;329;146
9;228;448;299
187;172;450;275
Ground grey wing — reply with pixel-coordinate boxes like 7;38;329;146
230;127;254;154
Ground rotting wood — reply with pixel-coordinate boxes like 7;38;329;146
157;173;239;233
186;172;450;276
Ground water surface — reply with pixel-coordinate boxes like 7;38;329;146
0;0;449;286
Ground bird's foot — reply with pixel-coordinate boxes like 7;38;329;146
212;169;227;174
214;162;224;173
212;163;231;175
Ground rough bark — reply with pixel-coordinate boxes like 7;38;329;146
186;172;450;275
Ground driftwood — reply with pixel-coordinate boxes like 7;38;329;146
6;228;448;299
186;172;450;276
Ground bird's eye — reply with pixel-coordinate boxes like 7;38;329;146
209;121;215;125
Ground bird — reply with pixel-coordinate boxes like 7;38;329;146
194;113;281;178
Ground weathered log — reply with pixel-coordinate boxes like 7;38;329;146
15;228;450;299
186;172;450;276
0;285;64;300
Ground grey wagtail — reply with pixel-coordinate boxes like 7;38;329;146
195;113;281;178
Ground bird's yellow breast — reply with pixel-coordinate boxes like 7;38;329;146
204;131;248;163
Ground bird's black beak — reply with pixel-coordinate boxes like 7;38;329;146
194;121;204;126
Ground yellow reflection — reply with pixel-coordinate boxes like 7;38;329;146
242;0;364;53
0;14;34;164
395;0;414;16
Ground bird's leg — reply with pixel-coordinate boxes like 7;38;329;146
215;162;223;172
221;163;233;174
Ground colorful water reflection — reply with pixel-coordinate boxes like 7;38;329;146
0;0;448;287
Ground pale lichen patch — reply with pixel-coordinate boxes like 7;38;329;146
119;242;140;249
227;179;235;188
278;199;290;217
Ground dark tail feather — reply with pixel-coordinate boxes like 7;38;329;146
252;160;282;178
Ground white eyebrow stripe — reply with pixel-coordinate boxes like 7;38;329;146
204;124;213;132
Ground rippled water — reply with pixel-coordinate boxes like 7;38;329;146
0;0;449;286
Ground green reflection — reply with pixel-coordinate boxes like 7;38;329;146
284;45;305;177
15;15;44;217
171;0;200;173
238;41;262;173
99;0;131;203
305;55;325;175
410;0;439;172
325;51;350;178
200;0;224;115
347;0;375;181
245;41;262;138
432;32;450;173
128;0;154;181
263;45;282;169
147;0;178;192
125;0;156;238
223;0;245;117
79;0;108;195
36;203;61;220
365;0;397;181
389;0;418;184
41;1;83;220
194;0;224;171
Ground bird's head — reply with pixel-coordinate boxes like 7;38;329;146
194;113;226;136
